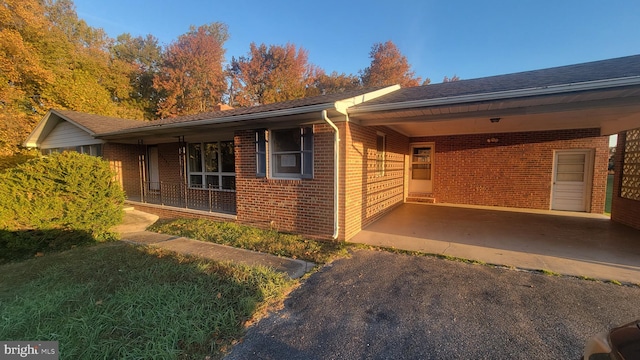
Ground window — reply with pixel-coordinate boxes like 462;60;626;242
188;141;235;190
376;132;385;176
266;127;313;179
256;130;267;177
43;144;102;156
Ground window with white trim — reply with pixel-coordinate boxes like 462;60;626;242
188;141;235;190
261;126;313;179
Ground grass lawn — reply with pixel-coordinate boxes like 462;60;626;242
0;242;295;359
148;219;350;264
605;174;614;214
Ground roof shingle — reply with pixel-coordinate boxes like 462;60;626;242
356;54;640;107
53;109;145;134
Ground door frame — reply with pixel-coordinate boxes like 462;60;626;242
406;142;435;199
550;149;594;212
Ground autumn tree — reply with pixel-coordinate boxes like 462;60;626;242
40;0;141;119
360;41;422;88
154;23;228;117
0;0;144;155
111;33;163;119
443;75;460;82
228;42;320;106
309;71;362;96
0;0;53;155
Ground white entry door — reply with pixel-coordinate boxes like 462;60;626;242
551;150;593;212
409;144;433;194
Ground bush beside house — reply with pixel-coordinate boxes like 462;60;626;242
0;152;125;261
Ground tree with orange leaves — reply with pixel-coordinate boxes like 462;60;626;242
154;23;228;117
228;42;320;106
360;41;422;88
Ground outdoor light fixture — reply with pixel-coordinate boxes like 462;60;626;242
490;117;501;123
486;138;499;143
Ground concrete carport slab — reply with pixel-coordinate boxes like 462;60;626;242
349;203;640;284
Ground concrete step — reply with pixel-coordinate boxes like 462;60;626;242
406;197;436;204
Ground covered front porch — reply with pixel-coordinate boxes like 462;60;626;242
350;203;640;284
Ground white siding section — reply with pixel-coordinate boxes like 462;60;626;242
40;121;103;149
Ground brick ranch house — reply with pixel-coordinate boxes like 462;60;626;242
24;55;640;240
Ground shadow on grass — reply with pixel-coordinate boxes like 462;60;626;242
0;242;295;359
0;228;99;263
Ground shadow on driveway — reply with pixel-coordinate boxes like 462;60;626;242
225;250;640;360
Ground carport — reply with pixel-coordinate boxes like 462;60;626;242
349;203;640;284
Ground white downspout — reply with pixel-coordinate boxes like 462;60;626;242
322;110;340;240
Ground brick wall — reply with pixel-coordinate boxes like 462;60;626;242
343;123;409;241
102;143;143;199
235;125;335;238
154;143;183;183
611;130;640;230
411;128;608;213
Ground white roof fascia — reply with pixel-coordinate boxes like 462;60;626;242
334;85;401;114
24;109;100;148
23;110;54;148
350;76;640;114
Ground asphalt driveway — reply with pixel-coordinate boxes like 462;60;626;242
225;250;640;360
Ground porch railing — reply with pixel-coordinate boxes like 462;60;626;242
138;181;236;214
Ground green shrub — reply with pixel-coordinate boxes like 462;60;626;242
0;150;38;171
0;152;125;259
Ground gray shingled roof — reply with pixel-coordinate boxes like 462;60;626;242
51;55;640;136
53;109;144;134
355;54;640;107
121;87;386;130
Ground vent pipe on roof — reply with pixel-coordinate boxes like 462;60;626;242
322;110;340;240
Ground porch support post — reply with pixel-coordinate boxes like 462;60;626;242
177;136;188;208
137;139;145;203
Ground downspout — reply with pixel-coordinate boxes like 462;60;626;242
322;110;340;240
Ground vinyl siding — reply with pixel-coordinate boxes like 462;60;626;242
40;121;103;149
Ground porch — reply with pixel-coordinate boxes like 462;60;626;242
349;203;640;284
128;181;237;215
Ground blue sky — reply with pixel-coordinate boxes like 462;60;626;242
73;0;638;147
74;0;640;84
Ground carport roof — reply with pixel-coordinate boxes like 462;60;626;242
347;54;640;136
351;54;640;110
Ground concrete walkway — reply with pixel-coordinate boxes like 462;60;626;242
113;208;315;279
350;203;640;285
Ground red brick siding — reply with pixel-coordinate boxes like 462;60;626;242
343;123;409;241
411;129;608;213
611;130;640;230
235;125;335;238
154;143;183;184
102;143;143;199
